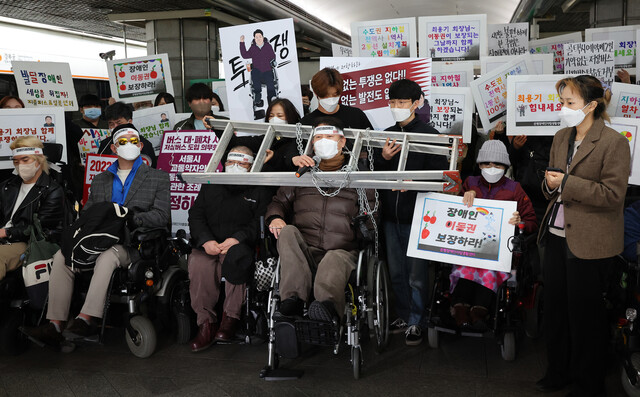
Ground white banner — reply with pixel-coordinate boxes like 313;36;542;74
132;104;176;154
488;23;529;56
418;14;487;62
408;193;516;272
529;32;582;74
429;86;474;143
107;54;174;103
12;61;78;111
350;18;417;57
431;61;475;88
564;40;615;89
0;107;67;169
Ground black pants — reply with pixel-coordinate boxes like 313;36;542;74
251;68;276;106
542;233;610;396
452;278;495;309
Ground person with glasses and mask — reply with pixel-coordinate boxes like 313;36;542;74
24;124;170;350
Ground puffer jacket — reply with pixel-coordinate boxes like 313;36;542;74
0;172;64;243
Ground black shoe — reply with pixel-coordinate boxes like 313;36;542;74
21;322;63;348
276;297;304;319
535;376;569;393
62;318;96;340
308;300;339;323
405;325;423;346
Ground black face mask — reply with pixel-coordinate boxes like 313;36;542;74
303;104;310;114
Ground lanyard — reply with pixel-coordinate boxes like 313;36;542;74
566;128;577;167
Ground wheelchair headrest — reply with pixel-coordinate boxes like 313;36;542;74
42;143;63;163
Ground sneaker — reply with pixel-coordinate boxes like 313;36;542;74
62;317;97;340
275;296;304;319
389;318;408;334
405;325;423;346
308;300;339;323
21;322;64;349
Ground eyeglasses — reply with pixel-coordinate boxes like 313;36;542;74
224;160;251;168
117;137;139;146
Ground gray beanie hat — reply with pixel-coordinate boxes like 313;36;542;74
477;139;510;167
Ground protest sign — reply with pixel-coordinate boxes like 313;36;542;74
429;86;474;143
505;74;576;136
529;32;582;74
407;192;516;272
488;23;529;56
0;107;66;169
564;40;615;89
156;130;222;235
12;61;77;111
609;82;640;118
481;54;553;75
132;104;176;154
418;14;487;62
586;25;639;73
332;43;353;57
107;54;173;103
78;128;109;165
431;61;475;88
470;56;536;131
608;117;640;186
319;57;432;130
350;18;417;57
219;18;303;122
82;154;152;204
211;79;230;117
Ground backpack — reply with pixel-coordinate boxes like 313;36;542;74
61;202;129;269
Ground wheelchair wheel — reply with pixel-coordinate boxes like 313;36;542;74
368;258;390;353
500;331;516;361
622;357;640;397
0;309;29;355
126;315;157;358
351;346;361;380
427;327;439;349
525;284;543;339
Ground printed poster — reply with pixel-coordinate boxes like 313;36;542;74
319;57;432;130
418;14;487;62
407;193;516;272
609;82;640;118
219;18;303;121
332;43;353;57
156;130;222;235
586;25;639;72
428;86;474;143
0;107;66;169
431;61;475;88
529;32;582;74
350;18;417;57
608;117;640;186
132;104;176;154
481;54;553;75
12;61;78;111
78;128;109;165
564;40;615;89
107;54;173;103
488;23;529;56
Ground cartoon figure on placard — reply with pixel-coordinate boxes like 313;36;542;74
475;208;500;260
240;29;279;120
517;104;526;117
430;47;436;57
43;115;54;127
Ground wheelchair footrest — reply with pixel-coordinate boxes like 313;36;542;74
294;319;338;346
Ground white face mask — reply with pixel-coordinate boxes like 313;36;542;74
117;143;141;161
314;138;339;160
481;167;505;184
558;103;590;128
211;105;220;114
269;116;287;125
225;163;248;173
389;106;413;123
319;96;340;113
17;161;40;182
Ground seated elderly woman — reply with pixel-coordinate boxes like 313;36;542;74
187;146;272;352
0;136;64;280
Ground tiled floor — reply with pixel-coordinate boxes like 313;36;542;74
0;327;626;396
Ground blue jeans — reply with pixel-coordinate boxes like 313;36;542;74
384;222;429;326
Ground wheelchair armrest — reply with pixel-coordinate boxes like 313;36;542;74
131;227;167;242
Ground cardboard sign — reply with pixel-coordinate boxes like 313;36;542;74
332;43;353;57
83;153;152;205
481;54;553;75
156;130;222;235
418;14;487;62
319;57;432;130
470;55;536;131
78;128;110;165
488;23;529;56
132;104;176;154
428;86;474;143
586;25;639;73
608;117;640;186
529;32;583;74
350;18;417;57
219;18;303;122
609;82;640;118
0;107;66;169
564;40;615;89
431;61;475;88
107;54;174;103
407;193;516;272
11;61;78;111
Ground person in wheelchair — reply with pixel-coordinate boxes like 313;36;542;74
450;140;538;327
24;124;170;348
187;146;272;352
0;136;64;280
266;117;375;324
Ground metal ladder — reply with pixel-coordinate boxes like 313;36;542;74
179;119;462;193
